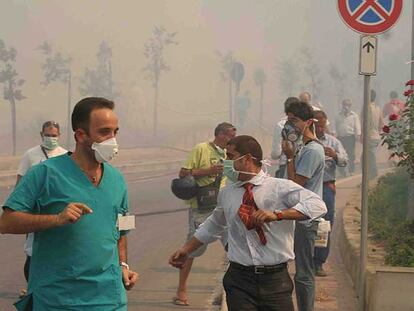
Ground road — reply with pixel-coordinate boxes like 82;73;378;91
0;172;226;311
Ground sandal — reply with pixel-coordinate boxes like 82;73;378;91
172;296;189;306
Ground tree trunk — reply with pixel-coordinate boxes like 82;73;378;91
229;79;233;123
66;71;72;150
10;96;17;156
259;84;264;127
153;79;159;139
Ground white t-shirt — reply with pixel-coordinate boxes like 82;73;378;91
18;144;67;256
17;145;67;176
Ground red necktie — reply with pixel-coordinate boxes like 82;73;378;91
238;183;267;245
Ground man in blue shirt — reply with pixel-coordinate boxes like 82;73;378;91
282;101;325;311
0;97;138;310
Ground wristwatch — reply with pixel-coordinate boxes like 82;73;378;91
287;158;294;163
273;210;283;221
120;261;130;270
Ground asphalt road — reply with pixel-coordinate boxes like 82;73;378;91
0;172;226;311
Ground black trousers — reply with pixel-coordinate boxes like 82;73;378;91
338;136;356;173
223;263;294;311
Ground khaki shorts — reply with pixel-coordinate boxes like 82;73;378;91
186;207;228;258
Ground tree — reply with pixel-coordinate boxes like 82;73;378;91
254;68;267;126
275;58;299;97
216;51;235;122
38;41;72;148
143;26;178;138
0;40;25;155
79;41;115;100
300;47;323;98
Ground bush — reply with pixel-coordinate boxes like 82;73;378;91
368;169;414;267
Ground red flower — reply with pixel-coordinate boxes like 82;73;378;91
404;89;413;97
382;125;391;133
389;113;399;121
406;80;414;86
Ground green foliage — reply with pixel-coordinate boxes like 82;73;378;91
381;82;414;177
368;169;414;267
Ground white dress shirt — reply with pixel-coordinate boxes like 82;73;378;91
335;110;361;137
194;171;327;266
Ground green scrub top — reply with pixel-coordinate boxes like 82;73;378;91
4;154;129;310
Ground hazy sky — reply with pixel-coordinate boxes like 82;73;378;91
0;1;412;154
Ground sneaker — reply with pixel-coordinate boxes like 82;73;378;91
315;265;327;277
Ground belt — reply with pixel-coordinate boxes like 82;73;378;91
229;261;287;275
323;181;335;185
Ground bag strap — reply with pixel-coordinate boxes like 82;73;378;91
40;146;49;160
208;142;224;187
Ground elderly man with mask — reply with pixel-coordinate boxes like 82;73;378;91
281;101;325;311
169;135;326;311
15;121;67;297
313;110;348;277
1;97;138;310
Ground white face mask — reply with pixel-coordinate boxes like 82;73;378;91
91;138;119;163
42;136;59;150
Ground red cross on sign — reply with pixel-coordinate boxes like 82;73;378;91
337;0;403;35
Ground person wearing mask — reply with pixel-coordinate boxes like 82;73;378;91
281;101;325;311
313;110;348;277
169;135;327;311
0;97;138;310
271;97;300;178
172;122;236;306
335;99;361;176
16;121;67;297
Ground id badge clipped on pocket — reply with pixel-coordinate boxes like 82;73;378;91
117;214;136;231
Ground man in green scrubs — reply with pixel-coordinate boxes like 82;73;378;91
0;97;138;310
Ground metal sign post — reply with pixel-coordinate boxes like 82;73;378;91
337;1;403;310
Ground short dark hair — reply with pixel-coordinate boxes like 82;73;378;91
371;90;376;101
227;135;262;167
41;121;60;133
313;110;327;120
214;122;235;137
283;97;300;111
285;101;314;121
71;97;114;132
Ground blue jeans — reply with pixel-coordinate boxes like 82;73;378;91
314;184;336;265
294;221;318;311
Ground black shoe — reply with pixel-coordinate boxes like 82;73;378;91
315;265;327;277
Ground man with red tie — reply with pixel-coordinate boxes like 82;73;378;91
169;135;327;311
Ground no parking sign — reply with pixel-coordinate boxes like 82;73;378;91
337;0;403;34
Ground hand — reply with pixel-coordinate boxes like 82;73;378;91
209;164;224;175
169;249;189;269
122;267;139;290
56;203;93;225
281;140;295;159
324;147;337;158
251;209;277;227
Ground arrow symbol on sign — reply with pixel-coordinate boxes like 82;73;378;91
363;42;375;53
